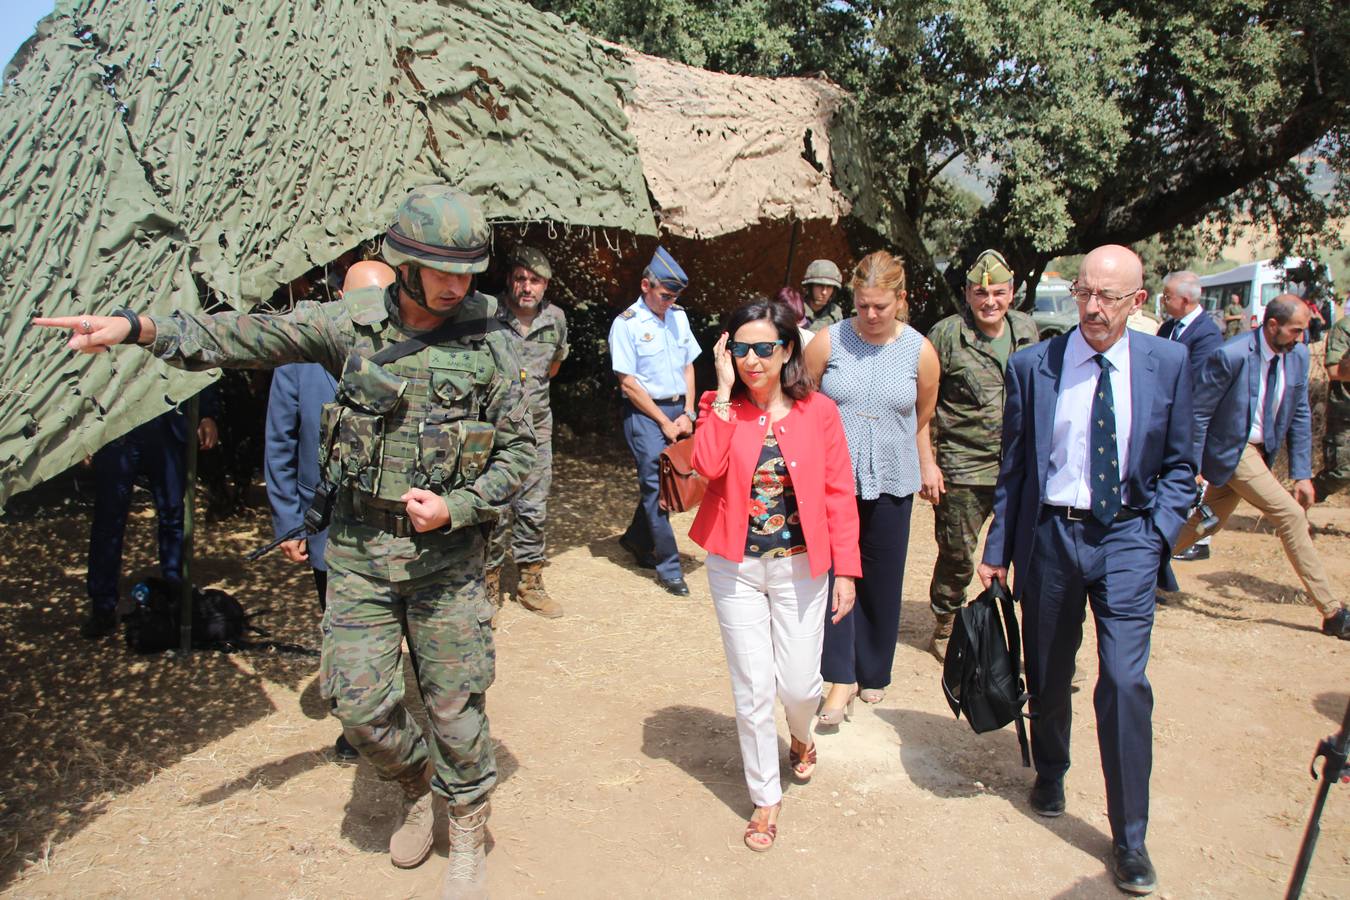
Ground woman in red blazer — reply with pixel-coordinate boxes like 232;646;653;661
689;299;861;852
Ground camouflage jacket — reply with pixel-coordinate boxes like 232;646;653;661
1327;315;1350;415
804;299;846;333
928;308;1039;485
495;301;568;442
147;287;535;581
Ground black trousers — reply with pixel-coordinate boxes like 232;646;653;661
820;493;913;689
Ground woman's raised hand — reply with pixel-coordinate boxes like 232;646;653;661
713;331;736;392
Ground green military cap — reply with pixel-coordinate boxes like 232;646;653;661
966;250;1014;288
509;246;552;280
802;259;843;288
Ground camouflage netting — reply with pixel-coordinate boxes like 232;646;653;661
0;0;653;509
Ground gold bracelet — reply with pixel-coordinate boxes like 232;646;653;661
710;399;731;411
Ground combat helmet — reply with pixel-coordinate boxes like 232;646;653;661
802;259;843;288
382;185;490;315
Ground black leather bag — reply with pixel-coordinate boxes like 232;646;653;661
941;580;1031;766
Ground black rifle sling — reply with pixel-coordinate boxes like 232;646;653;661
369;317;508;367
995;580;1032;767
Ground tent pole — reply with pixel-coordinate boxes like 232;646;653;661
782;219;802;288
179;393;198;656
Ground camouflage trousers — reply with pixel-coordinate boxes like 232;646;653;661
486;439;552;568
1313;408;1350;500
928;484;996;616
319;562;497;806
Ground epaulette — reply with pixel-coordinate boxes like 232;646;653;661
620;309;636;319
343;286;391;326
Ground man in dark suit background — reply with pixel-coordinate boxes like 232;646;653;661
1157;270;1225;563
1170;295;1350;639
978;245;1195;895
264;259;395;761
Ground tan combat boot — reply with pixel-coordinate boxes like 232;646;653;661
390;761;439;869
929;612;956;663
441;801;489;900
515;561;563;618
485;566;503;629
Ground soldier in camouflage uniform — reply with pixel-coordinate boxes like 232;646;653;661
925;250;1038;661
1314;312;1350;500
36;186;531;900
486;246;568;620
801;259;846;333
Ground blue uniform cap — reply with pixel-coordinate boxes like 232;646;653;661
646;246;689;292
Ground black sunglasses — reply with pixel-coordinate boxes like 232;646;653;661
728;339;784;359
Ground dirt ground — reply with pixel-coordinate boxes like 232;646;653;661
0;443;1347;899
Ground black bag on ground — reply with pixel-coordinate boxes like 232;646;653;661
123;577;265;653
941;579;1031;766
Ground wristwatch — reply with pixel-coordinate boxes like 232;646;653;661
685;408;697;422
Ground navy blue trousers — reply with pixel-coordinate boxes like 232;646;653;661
821;493;912;689
87;416;187;613
620;399;685;581
1020;509;1160;851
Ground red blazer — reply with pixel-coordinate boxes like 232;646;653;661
688;389;861;579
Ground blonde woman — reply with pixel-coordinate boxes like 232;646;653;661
804;251;941;723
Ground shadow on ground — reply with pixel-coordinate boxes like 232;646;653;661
641;705;764;817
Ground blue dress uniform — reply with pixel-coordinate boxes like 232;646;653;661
609;248;701;584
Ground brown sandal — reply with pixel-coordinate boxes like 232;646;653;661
743;816;778;852
789;739;817;782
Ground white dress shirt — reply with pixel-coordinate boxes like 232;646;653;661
1046;329;1134;508
1248;329;1284;447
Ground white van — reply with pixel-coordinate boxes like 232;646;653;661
1197;258;1329;331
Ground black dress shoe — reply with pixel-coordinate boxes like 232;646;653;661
656;575;690;596
1171;543;1209;561
1322;607;1350;640
618;535;656;569
334;734;359;761
1112;846;1157;895
1029;776;1065;817
80;609;118;640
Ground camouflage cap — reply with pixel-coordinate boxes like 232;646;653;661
509;246;552;280
966;250;1014;287
382;185;490;274
802;259;843;288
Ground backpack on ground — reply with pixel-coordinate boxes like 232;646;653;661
941;579;1031;766
123;576;266;653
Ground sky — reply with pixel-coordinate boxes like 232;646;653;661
1;0;56;77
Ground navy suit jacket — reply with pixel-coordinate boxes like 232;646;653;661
982;331;1197;598
264;363;338;571
1158;311;1225;386
1192;330;1312;486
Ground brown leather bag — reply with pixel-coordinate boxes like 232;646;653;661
658;434;706;512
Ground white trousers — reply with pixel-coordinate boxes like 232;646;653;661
705;552;830;807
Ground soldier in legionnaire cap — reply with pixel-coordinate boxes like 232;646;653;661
801;258;846;333
485;246;568;621
609;246;702;595
924;249;1039;660
36;184;534;899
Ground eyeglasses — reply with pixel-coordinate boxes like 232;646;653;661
728;340;784;359
1070;283;1141;310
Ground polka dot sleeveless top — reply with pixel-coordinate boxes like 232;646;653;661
820;320;924;500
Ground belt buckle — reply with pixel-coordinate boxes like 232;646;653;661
1065;506;1086;522
393;515;411;539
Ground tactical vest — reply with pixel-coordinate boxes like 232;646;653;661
318;304;501;521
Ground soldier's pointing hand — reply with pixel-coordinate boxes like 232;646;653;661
33;314;151;352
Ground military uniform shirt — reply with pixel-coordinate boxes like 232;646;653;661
928;308;1039;485
496;302;568;442
608;299;701;398
804;299;845;334
1326;316;1350;413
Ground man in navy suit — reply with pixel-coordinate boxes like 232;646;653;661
264;259;395;761
978;245;1195;895
1170;295;1350;640
1157;271;1225;562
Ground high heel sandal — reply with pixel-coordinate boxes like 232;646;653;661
789;738;817;782
817;687;857;726
859;688;886;704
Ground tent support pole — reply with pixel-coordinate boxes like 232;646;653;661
179;393;198;656
783;219;802;287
